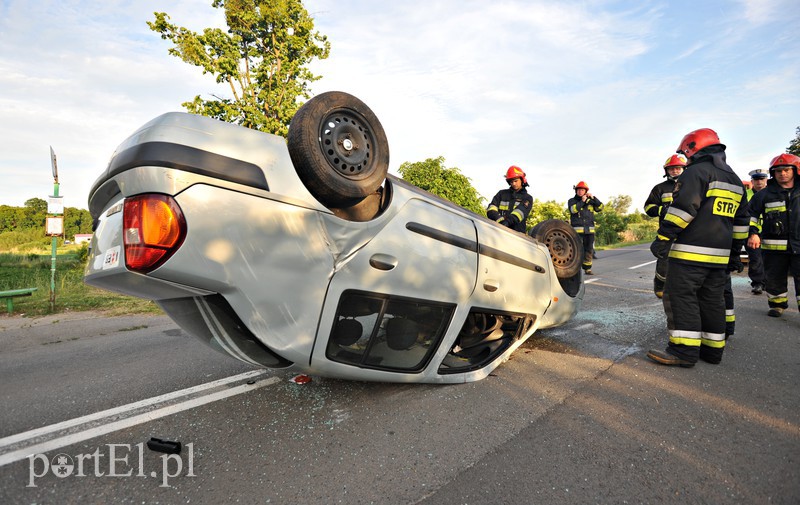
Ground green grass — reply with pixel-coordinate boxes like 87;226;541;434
596;239;651;251
0;247;162;317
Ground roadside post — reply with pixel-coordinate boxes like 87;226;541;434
46;147;63;312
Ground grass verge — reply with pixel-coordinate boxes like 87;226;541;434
0;249;162;317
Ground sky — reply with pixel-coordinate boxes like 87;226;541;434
1;0;798;214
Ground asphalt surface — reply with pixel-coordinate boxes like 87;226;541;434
0;244;798;504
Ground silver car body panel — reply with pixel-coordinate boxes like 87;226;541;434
85;112;583;383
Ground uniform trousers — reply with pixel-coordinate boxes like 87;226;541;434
662;261;727;364
746;244;764;287
763;251;800;310
579;233;594;271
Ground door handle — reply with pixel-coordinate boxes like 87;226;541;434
483;279;499;292
369;254;398;271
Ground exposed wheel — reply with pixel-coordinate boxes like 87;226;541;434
287;91;389;208
529;219;582;280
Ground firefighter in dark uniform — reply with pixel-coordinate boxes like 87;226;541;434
746;153;800;318
568;181;603;275
745;168;769;294
647;128;749;367
486;166;533;233
644;154;687;298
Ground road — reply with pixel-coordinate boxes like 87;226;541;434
0;245;798;504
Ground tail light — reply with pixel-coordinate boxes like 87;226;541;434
123;194;186;273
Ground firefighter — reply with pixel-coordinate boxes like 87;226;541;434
486;166;533;233
745;168;769;294
568;181;603;275
644;154;687;297
647;128;749;367
746;153;800;317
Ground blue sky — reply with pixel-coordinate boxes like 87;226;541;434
1;0;798;213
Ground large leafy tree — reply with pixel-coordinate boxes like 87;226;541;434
397;157;486;216
148;0;330;136
21;198;47;229
787;126;800;156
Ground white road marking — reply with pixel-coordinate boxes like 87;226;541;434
585;278;600;284
0;371;278;467
629;260;657;270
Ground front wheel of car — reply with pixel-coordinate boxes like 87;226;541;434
287;91;390;208
529;219;583;280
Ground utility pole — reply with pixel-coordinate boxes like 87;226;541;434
47;147;62;312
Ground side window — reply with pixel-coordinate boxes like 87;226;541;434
327;291;455;372
438;310;535;374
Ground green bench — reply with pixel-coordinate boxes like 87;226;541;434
0;288;38;314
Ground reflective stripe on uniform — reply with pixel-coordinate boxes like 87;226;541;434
511;209;525;222
749;216;763;233
668;243;730;264
768;292;789;305
765;201;787;212
732;224;749;240
669;329;701;347
664;206;693;229
725;309;735;323
661;192;673;203
706;181;744;201
702;331;727;348
762;239;788;251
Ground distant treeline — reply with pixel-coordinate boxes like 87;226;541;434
0;197;92;250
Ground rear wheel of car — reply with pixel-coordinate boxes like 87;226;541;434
287;91;390;208
529;219;582;280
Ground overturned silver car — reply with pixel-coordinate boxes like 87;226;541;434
84;92;584;383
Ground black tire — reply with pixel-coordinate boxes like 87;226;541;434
528;219;582;280
287;91;389;208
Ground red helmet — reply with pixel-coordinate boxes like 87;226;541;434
663;153;687;180
505;165;528;186
768;153;800;176
573;181;589;191
663;154;687;169
677;128;723;158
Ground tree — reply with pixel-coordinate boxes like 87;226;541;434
63;207;93;240
21;198;47;229
595;210;626;246
0;205;24;232
397;157;486;216
606;194;632;215
787;126;800;156
148;0;330;136
527;199;568;228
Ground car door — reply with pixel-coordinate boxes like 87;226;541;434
312;197;479;374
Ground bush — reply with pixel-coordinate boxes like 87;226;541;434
622;221;658;242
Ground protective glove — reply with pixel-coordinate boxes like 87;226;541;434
727;252;744;273
650;238;671;260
